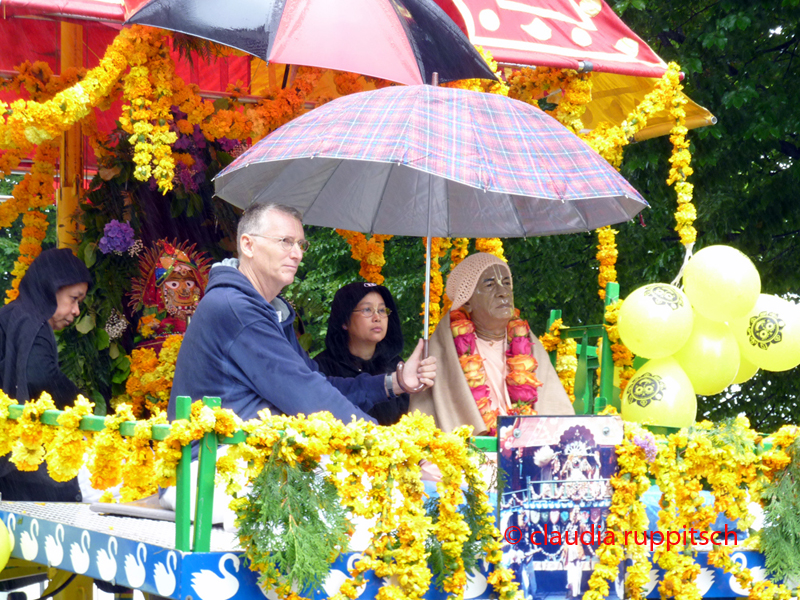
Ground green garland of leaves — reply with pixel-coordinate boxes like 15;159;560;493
761;437;800;582
235;449;350;595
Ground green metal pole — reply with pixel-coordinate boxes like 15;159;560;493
193;396;221;552
174;396;192;552
547;309;562;368
599;282;620;412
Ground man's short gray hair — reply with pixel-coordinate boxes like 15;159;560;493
237;203;303;255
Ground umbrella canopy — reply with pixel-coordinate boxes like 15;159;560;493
214;85;648;238
125;0;498;86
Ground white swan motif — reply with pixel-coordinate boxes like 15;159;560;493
695;566;716;595
6;514;16;552
124;543;148;588
322;554;365;598
70;530;91;574
154;550;178;596
643;568;660;596
190;553;240;600
729;552;766;596
96;537;118;582
464;568;489;599
20;519;39;561
44;524;65;567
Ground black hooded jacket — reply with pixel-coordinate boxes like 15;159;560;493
0;248;92;407
0;248;91;502
314;282;409;425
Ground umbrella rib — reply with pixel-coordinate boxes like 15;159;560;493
369;163;396;235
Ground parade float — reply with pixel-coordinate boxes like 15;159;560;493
0;0;798;599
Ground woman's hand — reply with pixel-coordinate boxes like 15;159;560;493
394;339;437;393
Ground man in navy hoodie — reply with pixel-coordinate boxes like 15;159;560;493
167;202;436;428
162;203;436;522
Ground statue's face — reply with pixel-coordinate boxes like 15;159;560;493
464;265;514;327
162;264;201;316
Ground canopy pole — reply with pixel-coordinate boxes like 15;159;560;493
57;21;84;250
421;72;439;358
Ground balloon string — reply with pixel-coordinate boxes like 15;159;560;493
671;242;695;289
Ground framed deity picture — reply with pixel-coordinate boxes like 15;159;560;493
497;415;625;600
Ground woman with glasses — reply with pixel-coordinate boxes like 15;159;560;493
314;282;408;425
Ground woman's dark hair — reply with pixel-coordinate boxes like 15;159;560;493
325;282;403;370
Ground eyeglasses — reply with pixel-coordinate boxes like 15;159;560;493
250;234;310;253
352;307;392;318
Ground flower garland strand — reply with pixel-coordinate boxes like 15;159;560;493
538;319;578;403
596;226;619;300
450;309;540;434
475;238;506;262
335;230;394;285
422;237;451;334
665;68;697;247
603;301;636;395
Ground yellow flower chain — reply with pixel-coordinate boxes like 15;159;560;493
475;238;506;261
664;68;697;246
335;230;394;285
45;395;94;482
596;226;619;300
422;237;451;334
603;301;636;394
539;319;577;403
446;48;509;97
10;393;55;471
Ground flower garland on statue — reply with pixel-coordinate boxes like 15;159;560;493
450;308;540;434
335;230;394;285
603;301;636;394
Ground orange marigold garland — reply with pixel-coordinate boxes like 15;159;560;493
450;308;540;434
336;230;393;284
124;334;183;419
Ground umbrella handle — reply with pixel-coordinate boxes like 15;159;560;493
395;361;426;394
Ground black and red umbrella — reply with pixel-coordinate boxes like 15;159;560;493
125;0;498;86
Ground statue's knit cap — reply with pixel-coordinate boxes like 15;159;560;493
446;252;511;312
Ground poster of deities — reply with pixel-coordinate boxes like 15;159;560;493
497;415;625;600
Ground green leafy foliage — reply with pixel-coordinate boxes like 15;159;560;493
760;438;800;581
235;452;350;595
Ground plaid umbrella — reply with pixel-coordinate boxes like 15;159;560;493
215;85;647;238
215;84;648;344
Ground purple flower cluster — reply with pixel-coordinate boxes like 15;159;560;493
99;220;136;254
632;432;658;463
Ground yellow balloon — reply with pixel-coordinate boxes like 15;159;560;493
683;245;760;322
618;284;694;359
674;313;740;395
0;521;11;572
621;357;697;428
732;353;759;385
731;295;800;372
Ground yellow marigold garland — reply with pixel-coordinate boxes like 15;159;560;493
11;393;55;471
539;319;577;403
604;301;636;394
446;48;508;96
45;395;94;482
596;226;619;300
422;237;451;334
664;68;697;246
475;238;506;261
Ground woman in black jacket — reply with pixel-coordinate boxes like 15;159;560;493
314;282;408;425
0;248;92;501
